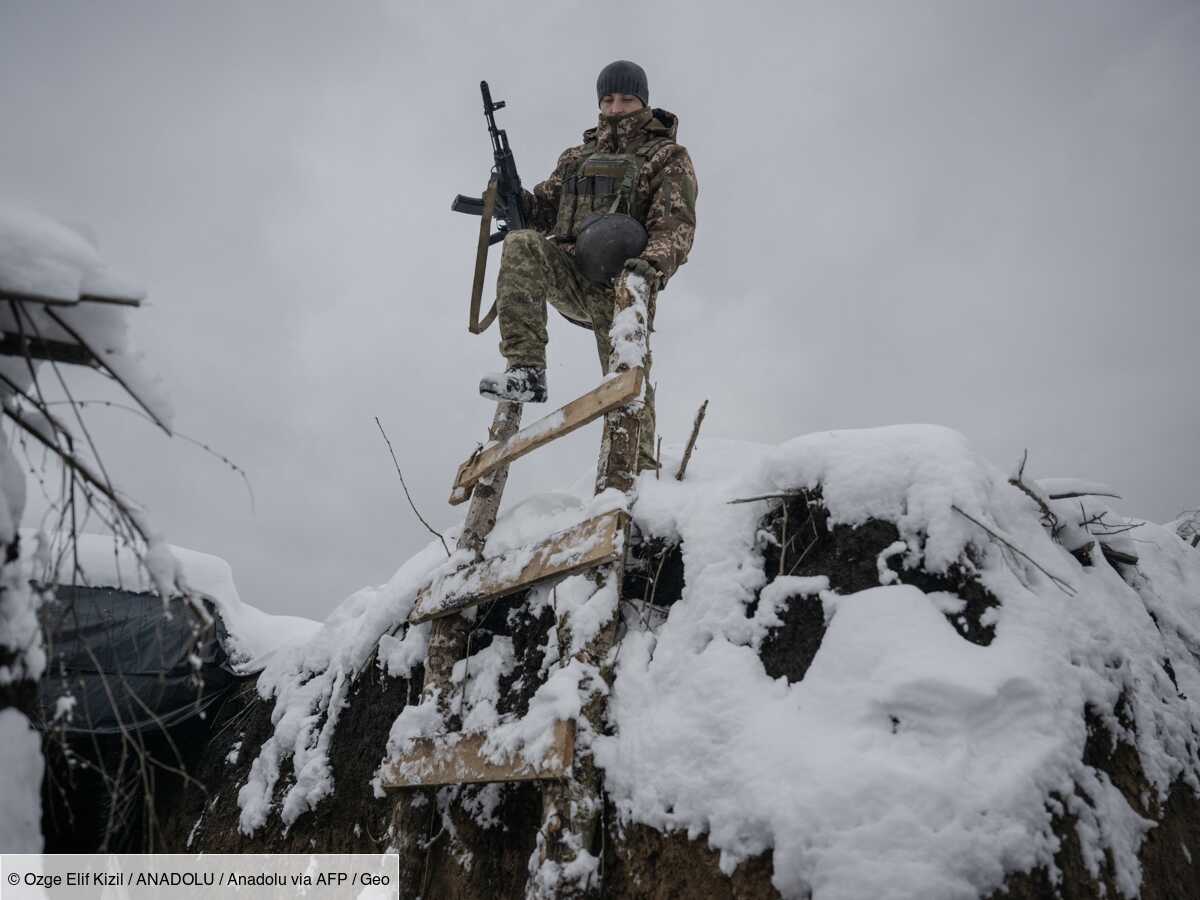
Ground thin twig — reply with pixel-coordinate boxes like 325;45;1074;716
674;399;708;481
374;416;450;557
1008;450;1058;533
3;407;149;542
779;501;789;578
1048;490;1122;501
727;491;808;505
951;504;1075;596
45;398;255;513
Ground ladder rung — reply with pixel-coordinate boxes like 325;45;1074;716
410;510;627;624
450;367;643;505
380;720;575;790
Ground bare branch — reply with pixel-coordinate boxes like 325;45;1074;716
727;490;808;505
1007;450;1057;531
4;406;149;543
45;398;256;513
951;504;1076;596
375;416;450;557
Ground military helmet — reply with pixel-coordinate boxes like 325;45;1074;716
574;213;648;285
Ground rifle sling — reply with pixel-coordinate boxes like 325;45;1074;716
469;178;499;334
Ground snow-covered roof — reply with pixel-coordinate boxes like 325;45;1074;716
0;203;173;432
0;205;144;305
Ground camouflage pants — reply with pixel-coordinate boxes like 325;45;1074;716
496;229;657;471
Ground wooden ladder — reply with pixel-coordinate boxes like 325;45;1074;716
381;275;652;898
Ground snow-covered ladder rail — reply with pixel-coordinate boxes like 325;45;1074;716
383;272;652;897
448;366;643;505
408;509;629;624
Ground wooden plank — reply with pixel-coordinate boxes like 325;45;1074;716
410;510;627;625
0;332;97;367
0;289;142;307
449;367;643;506
0;290;79;307
80;293;143;308
381;720;575;790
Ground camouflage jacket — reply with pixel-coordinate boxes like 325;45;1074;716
523;106;697;287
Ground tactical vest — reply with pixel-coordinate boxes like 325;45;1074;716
553;137;676;242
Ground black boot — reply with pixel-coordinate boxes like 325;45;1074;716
479;366;548;403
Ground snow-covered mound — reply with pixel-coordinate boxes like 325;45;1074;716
598;427;1200;898
192;425;1199;899
25;531;320;673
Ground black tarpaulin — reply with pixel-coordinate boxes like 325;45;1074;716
38;585;240;735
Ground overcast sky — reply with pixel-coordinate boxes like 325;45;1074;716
1;1;1197;621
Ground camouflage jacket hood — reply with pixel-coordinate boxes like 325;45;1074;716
582;106;680;153
524;106;697;287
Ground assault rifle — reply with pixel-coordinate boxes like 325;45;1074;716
452;81;527;333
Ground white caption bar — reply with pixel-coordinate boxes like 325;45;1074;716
1;854;399;899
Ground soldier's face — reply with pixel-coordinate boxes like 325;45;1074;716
600;94;644;116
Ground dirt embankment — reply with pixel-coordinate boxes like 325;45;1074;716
151;492;1199;899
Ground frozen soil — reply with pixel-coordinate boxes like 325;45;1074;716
159;669;409;853
157;486;1200;898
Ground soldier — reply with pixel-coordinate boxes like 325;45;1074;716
479;60;698;471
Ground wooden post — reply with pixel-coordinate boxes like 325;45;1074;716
530;272;652;899
594;273;651;495
674;399;708;481
422;399;522;727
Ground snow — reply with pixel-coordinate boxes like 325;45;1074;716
549;571;619;657
52;694;76;724
596;426;1200;899
237;421;1200;900
0;537;44;687
0;708;44;851
876;539;908;585
239;536;454;833
752;575;831;640
608;271;650;373
482;657;600;767
0;205;145;304
23;530;320;673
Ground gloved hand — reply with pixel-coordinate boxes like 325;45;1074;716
622;257;660;288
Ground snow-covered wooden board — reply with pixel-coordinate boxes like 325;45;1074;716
0;289;79;307
380;720;575;789
410;510;627;624
0;332;95;366
450;367;643;505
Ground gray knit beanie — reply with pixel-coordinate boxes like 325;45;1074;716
596;60;649;108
